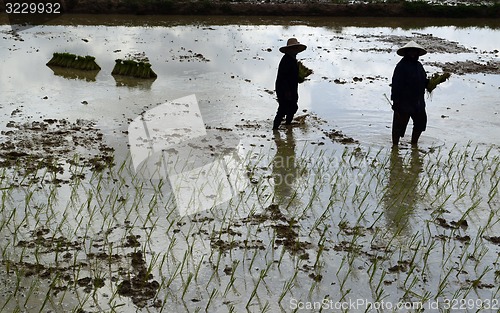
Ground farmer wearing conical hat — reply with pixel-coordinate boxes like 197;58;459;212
390;41;429;146
273;38;307;130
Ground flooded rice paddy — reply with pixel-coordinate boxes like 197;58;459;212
0;15;499;312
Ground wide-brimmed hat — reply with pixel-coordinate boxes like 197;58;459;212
397;41;427;56
279;38;307;54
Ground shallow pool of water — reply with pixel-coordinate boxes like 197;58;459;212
0;15;499;313
1;15;498;153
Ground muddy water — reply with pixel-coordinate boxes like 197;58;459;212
0;15;499;313
1;16;499;153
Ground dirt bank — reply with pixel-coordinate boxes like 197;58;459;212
71;1;500;18
1;0;499;18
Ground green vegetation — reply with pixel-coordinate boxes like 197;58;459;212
0;140;498;311
402;1;500;18
46;53;101;71
427;72;451;93
298;61;313;83
111;59;157;79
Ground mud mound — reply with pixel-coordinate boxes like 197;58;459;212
374;34;472;54
426;60;500;75
0;118;114;183
5;227;162;309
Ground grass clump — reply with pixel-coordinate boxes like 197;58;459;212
427;72;451;93
46;53;101;71
111;59;157;79
298;61;313;83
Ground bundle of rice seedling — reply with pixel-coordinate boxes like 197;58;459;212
298;61;313;83
46;53;101;71
426;72;451;93
111;59;157;79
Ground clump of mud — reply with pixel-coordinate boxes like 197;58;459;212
204;204;313;262
427;60;500;75
169;47;210;62
245;204;312;256
4;226;162;309
0;117;114;183
323;129;359;144
370;34;500;75
117;251;161;308
372;33;473;54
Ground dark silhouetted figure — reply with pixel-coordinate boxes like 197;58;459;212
273;38;307;130
391;41;429;146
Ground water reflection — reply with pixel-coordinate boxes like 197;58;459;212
383;147;423;233
272;128;298;205
47;65;99;82
112;75;156;89
1;20;498;147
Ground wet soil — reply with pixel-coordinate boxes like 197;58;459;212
371;33;474;54
0;19;498;312
427;60;500;75
198;203;320;277
0;117;114;184
358;33;500;75
0;114;156;308
117;251;161;308
5;226;162;310
359;32;500;75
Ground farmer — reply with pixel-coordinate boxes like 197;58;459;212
273;38;307;130
390;41;429;146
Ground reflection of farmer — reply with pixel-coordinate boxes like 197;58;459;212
391;41;429;146
273;38;307;130
383;147;423;232
272;128;297;203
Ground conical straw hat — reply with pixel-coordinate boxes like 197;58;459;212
397;41;427;56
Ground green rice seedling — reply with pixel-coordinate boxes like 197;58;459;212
223;260;239;297
192;255;204;282
209;248;224;284
483;210;498;232
402;275;420;300
488;179;499;204
373;270;388;303
163;260;182;290
336;258;353;301
181;273;194;300
205;288;219;312
246;268;267;309
38;272;61;312
473;245;489;271
421;238;438;276
435;264;454;299
22;275;41;308
278;269;298;304
276;242;287;269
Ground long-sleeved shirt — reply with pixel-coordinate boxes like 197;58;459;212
391;56;428;114
275;53;299;104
